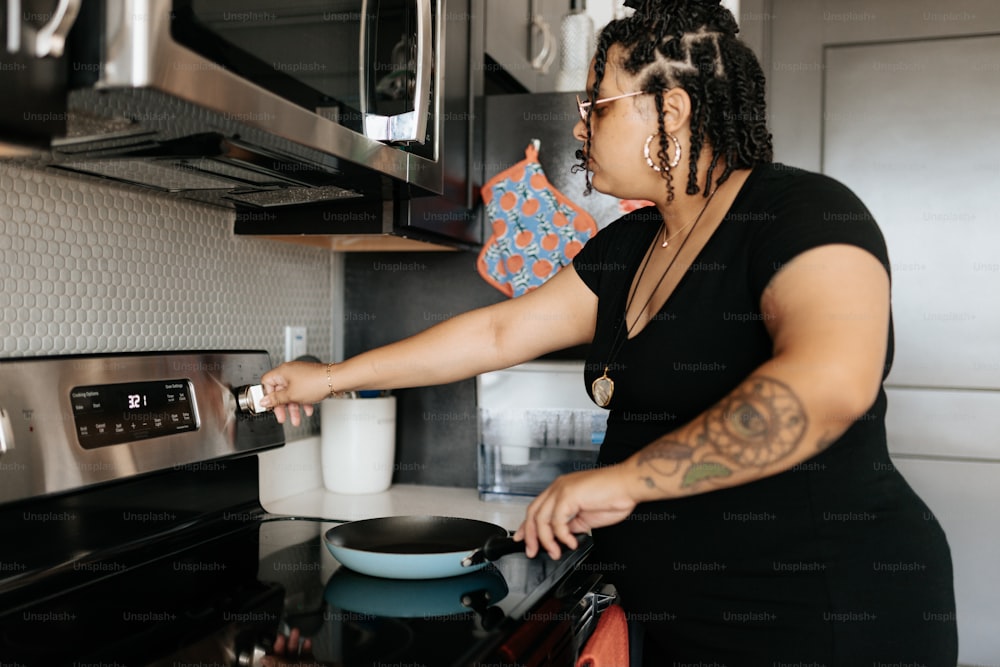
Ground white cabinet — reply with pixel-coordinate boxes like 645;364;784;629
764;2;1000;662
885;386;1000;665
891;457;1000;667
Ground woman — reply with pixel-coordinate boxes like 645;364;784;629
260;0;958;663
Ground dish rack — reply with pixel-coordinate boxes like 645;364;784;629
476;361;607;500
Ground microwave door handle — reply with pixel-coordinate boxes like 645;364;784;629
361;0;432;143
23;0;82;57
6;0;20;52
410;0;432;141
358;0;370;120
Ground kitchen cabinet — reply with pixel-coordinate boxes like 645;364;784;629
484;0;568;93
890;457;1000;667
822;34;1000;390
762;1;1000;662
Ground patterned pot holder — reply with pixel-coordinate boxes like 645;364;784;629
477;140;598;297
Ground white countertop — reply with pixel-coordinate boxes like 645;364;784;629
264;483;532;531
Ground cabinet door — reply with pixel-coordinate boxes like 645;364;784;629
484;0;566;93
531;0;566;92
823;35;1000;389
485;0;532;89
891;456;1000;667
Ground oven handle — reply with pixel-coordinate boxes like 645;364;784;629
573;582;619;650
360;0;433;143
495;572;618;666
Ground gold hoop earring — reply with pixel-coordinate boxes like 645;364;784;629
643;133;682;172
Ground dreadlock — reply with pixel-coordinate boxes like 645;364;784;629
577;0;773;201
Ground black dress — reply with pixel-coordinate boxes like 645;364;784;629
572;163;958;666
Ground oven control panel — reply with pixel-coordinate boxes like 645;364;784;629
70;379;199;449
0;351;285;505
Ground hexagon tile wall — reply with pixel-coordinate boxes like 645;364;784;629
0;162;333;363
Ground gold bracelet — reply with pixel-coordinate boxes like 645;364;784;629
326;362;337;398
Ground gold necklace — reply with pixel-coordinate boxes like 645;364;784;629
591;185;721;408
660;217;697;248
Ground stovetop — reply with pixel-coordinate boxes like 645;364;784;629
0;512;592;667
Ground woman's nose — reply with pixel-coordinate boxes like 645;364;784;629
572;116;588;141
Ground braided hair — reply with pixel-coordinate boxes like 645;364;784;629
578;0;773;201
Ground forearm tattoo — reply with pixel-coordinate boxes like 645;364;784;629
637;376;808;490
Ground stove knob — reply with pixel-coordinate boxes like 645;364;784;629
237;645;265;667
235;384;269;415
0;406;14;456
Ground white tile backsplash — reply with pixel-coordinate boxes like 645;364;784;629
0;161;333;360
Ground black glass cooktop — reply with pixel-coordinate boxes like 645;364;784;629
0;517;592;667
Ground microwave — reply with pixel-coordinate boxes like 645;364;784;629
50;0;446;206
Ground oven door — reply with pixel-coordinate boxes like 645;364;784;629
170;0;434;149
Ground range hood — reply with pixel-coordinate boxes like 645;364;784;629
51;123;374;209
40;89;466;252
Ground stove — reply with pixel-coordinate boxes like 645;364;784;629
0;352;607;667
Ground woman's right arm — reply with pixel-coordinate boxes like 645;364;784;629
259;265;598;424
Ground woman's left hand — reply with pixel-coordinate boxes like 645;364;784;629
513;464;638;560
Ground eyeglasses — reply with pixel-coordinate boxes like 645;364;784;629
576;90;650;122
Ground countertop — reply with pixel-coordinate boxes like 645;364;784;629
264;483;532;531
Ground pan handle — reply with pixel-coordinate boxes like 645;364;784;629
461;534;589;568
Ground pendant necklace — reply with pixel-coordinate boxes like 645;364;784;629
660;213;699;248
591;185;721;408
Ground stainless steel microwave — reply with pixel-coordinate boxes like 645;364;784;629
51;0;445;203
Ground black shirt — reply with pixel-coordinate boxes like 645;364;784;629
572;163;956;666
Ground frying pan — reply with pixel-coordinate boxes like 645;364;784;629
323;515;535;580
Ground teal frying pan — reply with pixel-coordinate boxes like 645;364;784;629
323;515;529;580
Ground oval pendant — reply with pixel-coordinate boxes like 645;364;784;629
592;375;614;408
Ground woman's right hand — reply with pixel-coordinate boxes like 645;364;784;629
259;361;329;426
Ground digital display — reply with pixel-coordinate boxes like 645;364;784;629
70;379;199;449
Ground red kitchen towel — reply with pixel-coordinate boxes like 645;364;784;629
576;603;629;667
477;140;598;297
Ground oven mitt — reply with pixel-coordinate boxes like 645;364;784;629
477;140;598;298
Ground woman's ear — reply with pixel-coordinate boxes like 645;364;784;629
659;88;692;134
